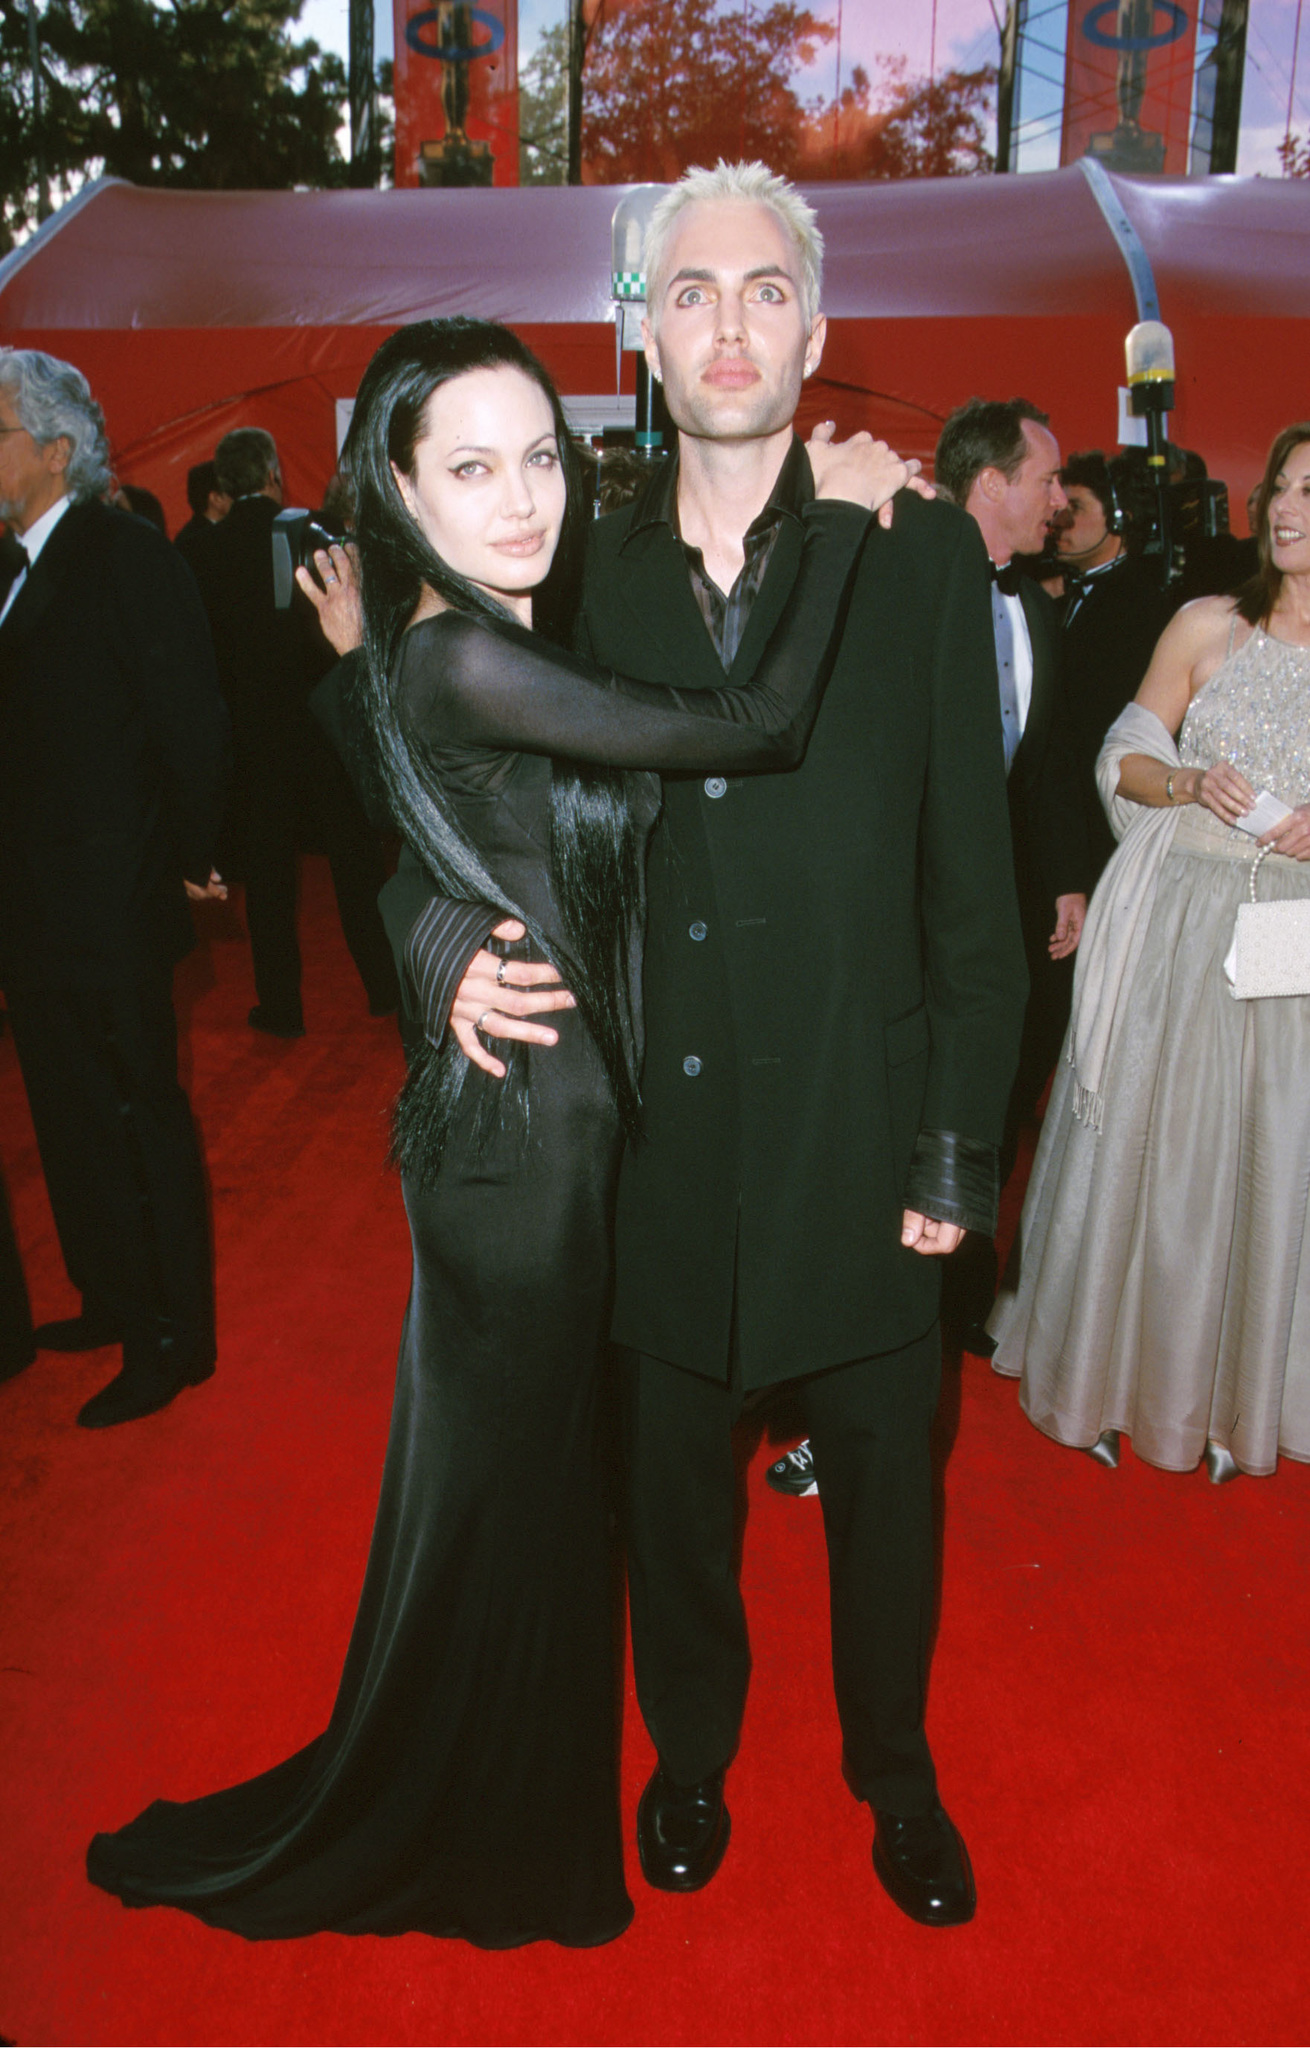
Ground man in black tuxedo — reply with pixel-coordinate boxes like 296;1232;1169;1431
933;400;1092;1355
198;427;397;1036
0;348;229;1427
936;400;1091;1155
409;165;1027;1925
1051;450;1177;883
173;458;231;580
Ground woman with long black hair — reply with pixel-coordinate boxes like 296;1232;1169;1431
88;318;890;1949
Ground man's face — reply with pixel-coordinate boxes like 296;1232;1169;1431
983;421;1067;560
0;386;69;533
1053;483;1112;560
643;200;825;445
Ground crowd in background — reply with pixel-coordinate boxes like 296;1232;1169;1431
0;341;1295;1474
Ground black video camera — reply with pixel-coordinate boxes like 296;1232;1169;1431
272;509;344;609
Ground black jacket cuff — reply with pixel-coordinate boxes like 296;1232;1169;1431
904;1129;1000;1237
404;896;501;1050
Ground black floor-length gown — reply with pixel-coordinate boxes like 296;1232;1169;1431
87;501;867;1948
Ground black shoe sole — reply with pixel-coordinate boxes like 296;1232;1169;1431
77;1360;215;1430
766;1470;818;1497
34;1320;123;1353
636;1790;731;1893
248;1008;305;1039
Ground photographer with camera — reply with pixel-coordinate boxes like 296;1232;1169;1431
195;428;396;1035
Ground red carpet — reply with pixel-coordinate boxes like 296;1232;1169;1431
1;859;1306;2047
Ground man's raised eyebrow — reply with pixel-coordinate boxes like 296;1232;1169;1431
666;265;796;289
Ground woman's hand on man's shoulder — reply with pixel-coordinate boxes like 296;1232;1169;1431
806;422;935;528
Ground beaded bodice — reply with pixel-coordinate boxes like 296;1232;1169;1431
1179;624;1310;810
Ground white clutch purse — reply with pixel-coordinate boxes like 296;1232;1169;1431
1225;844;1310;999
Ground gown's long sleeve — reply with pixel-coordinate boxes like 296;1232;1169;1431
395;502;869;771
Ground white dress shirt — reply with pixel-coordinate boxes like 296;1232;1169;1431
991;575;1034;736
0;490;73;628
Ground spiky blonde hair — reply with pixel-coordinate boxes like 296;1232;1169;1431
643;161;824;330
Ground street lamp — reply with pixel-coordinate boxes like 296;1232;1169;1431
611;185;669;462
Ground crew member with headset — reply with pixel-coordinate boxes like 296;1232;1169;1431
1050;450;1178;883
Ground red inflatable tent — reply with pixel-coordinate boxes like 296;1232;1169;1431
1;166;1306;531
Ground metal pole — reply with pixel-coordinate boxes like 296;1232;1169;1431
567;0;585;184
995;1;1020;174
1209;0;1248;174
1286;0;1304;163
348;0;376;186
27;0;50;223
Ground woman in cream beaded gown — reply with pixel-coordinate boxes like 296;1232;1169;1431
990;423;1310;1480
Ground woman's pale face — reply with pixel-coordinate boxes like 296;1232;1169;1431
394;365;566;622
1267;440;1310;577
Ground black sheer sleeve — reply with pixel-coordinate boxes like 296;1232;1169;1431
394;502;870;773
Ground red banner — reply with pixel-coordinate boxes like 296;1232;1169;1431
1060;1;1199;175
392;0;519;188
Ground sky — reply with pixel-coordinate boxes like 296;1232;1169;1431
297;0;1306;176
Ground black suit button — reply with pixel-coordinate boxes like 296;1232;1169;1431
682;1055;703;1078
703;777;727;799
689;921;707;942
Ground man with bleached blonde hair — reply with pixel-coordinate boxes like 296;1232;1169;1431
423;161;1025;1925
642;160;826;333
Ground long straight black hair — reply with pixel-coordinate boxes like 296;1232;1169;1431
343;317;642;1178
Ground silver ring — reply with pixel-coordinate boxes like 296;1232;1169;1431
476;1009;492;1034
496;957;508;986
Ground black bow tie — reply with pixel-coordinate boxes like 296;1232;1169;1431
989;560;1023;597
0;530;27;581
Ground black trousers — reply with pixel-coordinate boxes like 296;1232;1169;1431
5;977;215;1366
1007;920;1074;1179
0;1162;34;1372
948;906;1074;1328
241;743;398;1026
621;1323;942;1817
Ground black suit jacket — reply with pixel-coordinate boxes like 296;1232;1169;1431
1057;554;1176;882
0;498;229;992
584;465;1027;1388
1007;579;1091;938
190;495;308;745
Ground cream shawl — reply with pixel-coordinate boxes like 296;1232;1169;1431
1069;703;1183;1130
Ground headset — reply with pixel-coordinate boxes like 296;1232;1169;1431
1062;453;1126;551
1103;463;1127;536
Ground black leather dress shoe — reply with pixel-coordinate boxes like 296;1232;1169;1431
77;1354;215;1429
960;1323;997;1360
0;1340;36;1385
248;1004;305;1039
872;1804;976;1926
637;1763;730;1892
34;1312;123;1353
